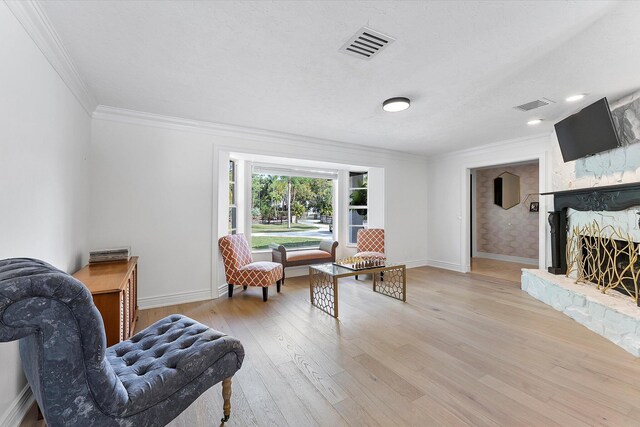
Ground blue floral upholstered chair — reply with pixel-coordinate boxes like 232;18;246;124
0;258;244;426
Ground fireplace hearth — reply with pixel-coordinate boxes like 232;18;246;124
521;269;640;357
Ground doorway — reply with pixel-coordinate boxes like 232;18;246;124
470;160;540;282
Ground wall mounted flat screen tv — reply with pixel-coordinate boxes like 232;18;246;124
554;97;620;162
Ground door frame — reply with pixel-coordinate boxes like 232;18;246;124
460;153;548;273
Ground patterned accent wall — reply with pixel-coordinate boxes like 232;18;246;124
476;163;539;260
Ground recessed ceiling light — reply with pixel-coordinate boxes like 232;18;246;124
565;94;586;102
382;97;410;112
527;119;543;125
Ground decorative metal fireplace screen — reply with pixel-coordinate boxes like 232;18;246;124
566;221;640;305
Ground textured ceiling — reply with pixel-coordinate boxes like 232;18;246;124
38;1;640;155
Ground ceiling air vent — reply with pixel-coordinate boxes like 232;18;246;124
339;27;395;60
513;98;555;112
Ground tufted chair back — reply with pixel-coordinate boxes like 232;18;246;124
0;258;130;424
357;228;385;254
218;234;253;282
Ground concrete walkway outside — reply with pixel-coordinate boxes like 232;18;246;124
251;219;332;239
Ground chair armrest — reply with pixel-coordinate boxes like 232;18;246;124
319;240;339;259
270;244;287;263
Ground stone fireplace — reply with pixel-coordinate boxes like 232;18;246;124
520;182;640;356
545;182;640;279
545;183;640;305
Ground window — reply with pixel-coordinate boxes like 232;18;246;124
251;173;334;250
228;160;237;234
348;171;368;245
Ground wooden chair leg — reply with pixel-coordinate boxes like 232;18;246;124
228;284;234;298
243;285;248;290
262;286;268;302
221;377;232;422
355;275;359;280
282;270;286;285
277;279;281;293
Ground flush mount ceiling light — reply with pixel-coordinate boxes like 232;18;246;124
566;94;586;102
527;119;543;125
382;97;410;112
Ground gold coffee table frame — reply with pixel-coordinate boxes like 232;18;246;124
309;263;406;318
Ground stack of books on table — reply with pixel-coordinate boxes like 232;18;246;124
89;247;130;264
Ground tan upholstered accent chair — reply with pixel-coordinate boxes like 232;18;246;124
218;234;283;301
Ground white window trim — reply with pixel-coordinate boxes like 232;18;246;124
252;163;339;180
229;160;238;235
347;172;368;247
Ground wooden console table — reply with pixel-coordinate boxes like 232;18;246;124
73;257;139;346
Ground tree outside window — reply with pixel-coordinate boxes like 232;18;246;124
251;174;333;250
348;171;368;244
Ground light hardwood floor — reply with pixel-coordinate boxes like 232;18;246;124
22;267;640;426
470;257;535;283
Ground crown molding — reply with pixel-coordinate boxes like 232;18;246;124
6;0;97;115
92;105;427;162
428;132;552;161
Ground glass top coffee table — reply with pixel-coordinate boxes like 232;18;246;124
308;262;406;318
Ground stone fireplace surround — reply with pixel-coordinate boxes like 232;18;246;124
520;182;640;356
544;182;640;276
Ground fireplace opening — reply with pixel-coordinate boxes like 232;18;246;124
575;233;640;307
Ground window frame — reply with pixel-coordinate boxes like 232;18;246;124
228;160;237;235
347;171;368;247
250;167;337;253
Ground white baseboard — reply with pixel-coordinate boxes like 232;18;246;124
0;385;34;427
282;260;429;277
404;259;429;269
425;259;467;273
284;265;316;278
217;283;281;298
475;252;538;266
216;260;430;298
138;289;213;310
215;266;314;299
218;284;228;298
280;261;430;275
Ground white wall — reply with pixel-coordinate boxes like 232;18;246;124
90;119;215;307
89;111;429;306
0;2;91;423
426;135;552;273
366;167;385;232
